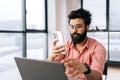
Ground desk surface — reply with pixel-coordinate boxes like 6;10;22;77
0;68;22;80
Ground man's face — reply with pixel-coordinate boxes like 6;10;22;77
69;18;88;45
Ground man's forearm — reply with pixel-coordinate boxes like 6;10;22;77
85;70;101;80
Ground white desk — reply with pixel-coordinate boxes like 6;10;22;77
0;68;22;80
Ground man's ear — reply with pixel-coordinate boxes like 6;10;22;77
86;25;90;31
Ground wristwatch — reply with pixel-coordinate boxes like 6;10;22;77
83;63;91;75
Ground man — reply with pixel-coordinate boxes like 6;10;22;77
48;8;106;80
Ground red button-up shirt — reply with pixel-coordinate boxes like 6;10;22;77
64;37;106;80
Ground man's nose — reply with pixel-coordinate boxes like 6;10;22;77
72;27;77;33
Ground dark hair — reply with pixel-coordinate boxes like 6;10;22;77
68;8;91;25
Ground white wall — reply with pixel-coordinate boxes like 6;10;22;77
47;0;80;55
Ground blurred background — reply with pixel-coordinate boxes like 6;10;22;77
0;0;120;80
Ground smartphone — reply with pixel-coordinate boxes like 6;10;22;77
52;31;65;54
52;31;64;46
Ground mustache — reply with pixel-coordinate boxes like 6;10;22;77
71;32;80;36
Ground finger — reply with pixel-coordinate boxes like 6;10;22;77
63;60;75;68
48;53;62;61
52;45;65;53
65;67;75;77
65;66;79;76
47;54;58;61
61;58;71;63
47;56;56;61
52;45;64;50
54;54;65;62
63;59;79;66
66;67;74;73
51;53;60;57
53;39;58;46
52;47;65;53
66;70;79;77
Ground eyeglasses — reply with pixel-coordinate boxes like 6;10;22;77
68;24;85;30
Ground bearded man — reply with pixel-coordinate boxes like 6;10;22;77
48;8;106;80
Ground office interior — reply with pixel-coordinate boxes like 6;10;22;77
0;0;120;80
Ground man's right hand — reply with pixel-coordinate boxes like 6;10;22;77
47;39;65;62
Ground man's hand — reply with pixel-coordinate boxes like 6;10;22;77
61;58;87;77
62;58;101;80
47;39;65;62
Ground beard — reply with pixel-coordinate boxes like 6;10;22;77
70;29;87;45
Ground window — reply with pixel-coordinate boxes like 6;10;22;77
26;0;47;59
27;33;47;59
82;0;120;64
83;0;106;30
109;32;120;61
109;0;120;62
110;0;120;30
0;0;47;79
0;0;23;31
83;0;108;60
26;0;45;30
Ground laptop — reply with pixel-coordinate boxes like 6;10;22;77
14;57;68;80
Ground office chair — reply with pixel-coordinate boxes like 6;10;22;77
103;62;108;80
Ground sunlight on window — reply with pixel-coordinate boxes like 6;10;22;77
0;0;23;31
83;0;106;30
26;0;45;30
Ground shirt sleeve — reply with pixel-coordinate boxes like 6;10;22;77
90;43;106;75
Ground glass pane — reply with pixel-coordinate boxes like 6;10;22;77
27;33;47;60
88;32;108;60
109;1;120;30
0;0;23;31
109;32;120;61
83;0;106;30
0;33;23;79
26;0;45;30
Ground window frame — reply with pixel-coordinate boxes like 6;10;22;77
0;0;48;58
81;0;120;66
